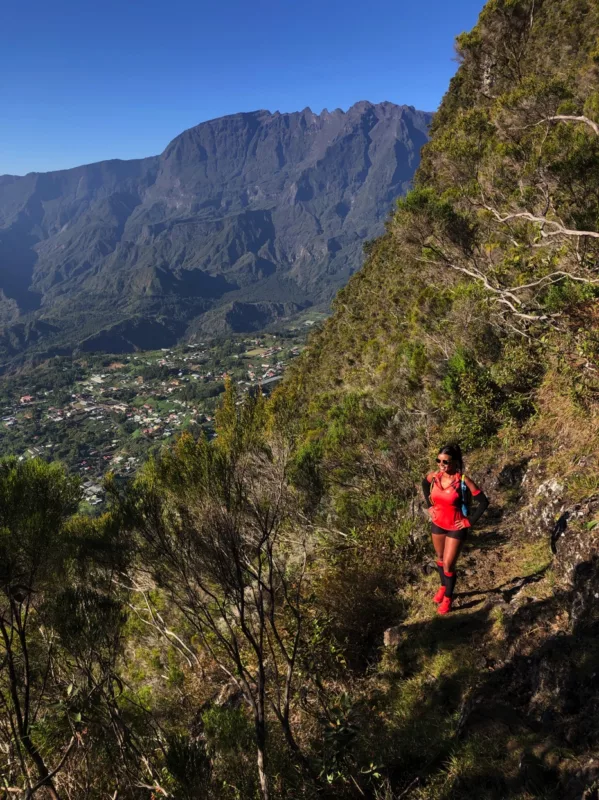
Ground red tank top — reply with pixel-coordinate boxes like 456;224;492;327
429;471;479;531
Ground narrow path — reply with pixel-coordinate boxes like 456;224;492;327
379;521;594;799
454;527;553;615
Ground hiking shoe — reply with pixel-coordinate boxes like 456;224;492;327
437;597;452;615
433;586;446;604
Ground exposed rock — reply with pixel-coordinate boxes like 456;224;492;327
551;498;599;588
497;460;529;490
383;625;406;648
518;471;566;538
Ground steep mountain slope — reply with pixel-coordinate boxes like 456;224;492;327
283;0;599;431
5;3;599;797
269;0;599;795
0;102;431;363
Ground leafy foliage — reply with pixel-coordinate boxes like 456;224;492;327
279;0;599;460
4;2;599;798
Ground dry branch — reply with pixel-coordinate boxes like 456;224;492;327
540;115;599;137
483;206;599;239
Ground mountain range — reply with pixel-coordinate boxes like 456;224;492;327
0;101;431;363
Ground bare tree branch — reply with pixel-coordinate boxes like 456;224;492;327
536;115;599;137
26;736;77;798
483;205;599;239
416;255;553;321
509;271;599;292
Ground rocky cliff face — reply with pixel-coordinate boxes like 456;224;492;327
0;102;431;363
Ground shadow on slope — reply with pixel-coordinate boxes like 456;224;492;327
379;556;599;799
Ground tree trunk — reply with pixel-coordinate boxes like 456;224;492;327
255;718;269;800
21;734;62;800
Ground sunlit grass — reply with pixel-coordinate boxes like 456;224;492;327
518;540;553;578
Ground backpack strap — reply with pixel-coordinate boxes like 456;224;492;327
459;473;469;516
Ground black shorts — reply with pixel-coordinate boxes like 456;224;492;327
431;523;468;541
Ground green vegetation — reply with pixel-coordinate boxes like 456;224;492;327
3;1;599;798
0;384;421;798
275;0;599;531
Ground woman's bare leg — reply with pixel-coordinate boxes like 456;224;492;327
442;537;463;573
431;533;446;561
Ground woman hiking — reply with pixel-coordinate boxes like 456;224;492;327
422;444;489;615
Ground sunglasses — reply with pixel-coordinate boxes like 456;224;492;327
436;458;452;465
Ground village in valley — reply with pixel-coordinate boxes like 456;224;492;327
0;321;319;509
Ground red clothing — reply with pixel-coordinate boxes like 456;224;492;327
429;471;480;532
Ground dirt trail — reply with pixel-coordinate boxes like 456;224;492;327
383;517;599;799
454;527;554;617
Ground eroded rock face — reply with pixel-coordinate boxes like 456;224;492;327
497;460;529;490
552;499;599;589
0;102;432;364
518;471;566;538
490;460;599;619
465;459;528;517
518;460;599;589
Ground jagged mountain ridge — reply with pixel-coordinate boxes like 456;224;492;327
0;101;431;361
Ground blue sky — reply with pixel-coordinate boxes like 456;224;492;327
2;0;483;175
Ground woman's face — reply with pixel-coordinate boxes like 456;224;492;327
436;453;453;474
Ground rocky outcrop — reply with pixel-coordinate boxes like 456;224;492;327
518;466;566;539
552;499;599;587
517;460;599;590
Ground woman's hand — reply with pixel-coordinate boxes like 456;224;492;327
454;519;470;530
428;506;436;520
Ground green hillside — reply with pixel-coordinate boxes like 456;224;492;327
273;0;599;593
283;0;599;431
3;2;599;798
268;0;599;795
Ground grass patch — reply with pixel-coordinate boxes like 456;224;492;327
416;728;562;800
243;348;268;358
364;639;483;780
517;540;553;578
567;471;599;503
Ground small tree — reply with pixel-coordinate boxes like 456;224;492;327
0;459;159;799
0;459;80;798
46;510;166;799
124;383;310;800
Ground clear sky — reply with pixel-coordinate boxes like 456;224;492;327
2;0;483;176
